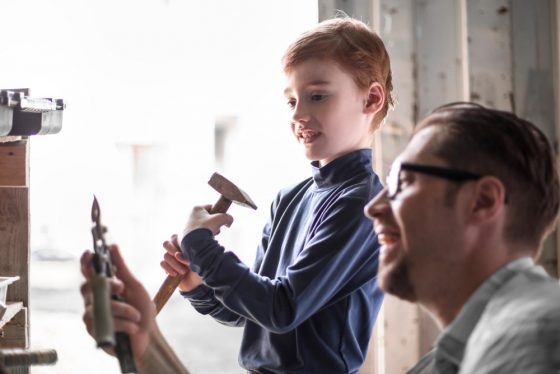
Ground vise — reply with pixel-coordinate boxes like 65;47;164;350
0;89;65;136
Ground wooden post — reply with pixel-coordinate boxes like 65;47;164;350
0;137;30;374
0;88;64;373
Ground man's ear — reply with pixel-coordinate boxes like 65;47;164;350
469;176;506;223
364;82;385;114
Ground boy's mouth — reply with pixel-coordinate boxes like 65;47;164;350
298;129;319;144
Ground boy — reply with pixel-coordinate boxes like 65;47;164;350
161;16;393;373
82;16;394;373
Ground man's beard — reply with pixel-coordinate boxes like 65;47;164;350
381;258;417;302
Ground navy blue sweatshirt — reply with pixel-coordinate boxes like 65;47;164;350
181;149;384;373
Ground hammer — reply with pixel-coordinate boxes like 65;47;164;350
153;172;257;314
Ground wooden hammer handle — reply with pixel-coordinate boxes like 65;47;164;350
209;195;232;214
153;274;183;314
153;196;232;314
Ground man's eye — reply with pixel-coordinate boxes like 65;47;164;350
398;173;414;190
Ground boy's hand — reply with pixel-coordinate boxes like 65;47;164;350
182;205;234;237
159;205;234;293
160;234;203;292
80;244;155;360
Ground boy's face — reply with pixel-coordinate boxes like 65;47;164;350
284;58;374;166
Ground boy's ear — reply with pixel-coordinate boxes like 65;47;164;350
365;82;384;114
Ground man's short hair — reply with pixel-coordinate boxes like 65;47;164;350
415;102;560;249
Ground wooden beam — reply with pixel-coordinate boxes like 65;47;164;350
0;187;29;331
0;141;28;187
555;0;560;278
0;308;27;349
0;186;29;371
382;296;422;374
0;302;23;329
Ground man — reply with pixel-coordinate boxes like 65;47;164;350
364;102;560;373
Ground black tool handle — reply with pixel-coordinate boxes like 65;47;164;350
91;257;138;372
111;286;137;373
115;330;137;373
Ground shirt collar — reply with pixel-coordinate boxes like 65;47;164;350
310;149;372;189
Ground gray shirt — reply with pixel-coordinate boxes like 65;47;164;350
407;257;560;374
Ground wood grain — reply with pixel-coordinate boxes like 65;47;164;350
0;141;27;187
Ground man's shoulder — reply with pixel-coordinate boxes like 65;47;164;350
471;267;560;341
462;269;560;372
486;265;560;319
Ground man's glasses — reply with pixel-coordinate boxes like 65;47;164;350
386;162;482;200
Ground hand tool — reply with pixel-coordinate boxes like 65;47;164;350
91;196;137;373
152;172;257;314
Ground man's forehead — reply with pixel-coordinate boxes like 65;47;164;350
395;126;442;165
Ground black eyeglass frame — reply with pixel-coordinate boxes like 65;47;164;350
387;162;483;200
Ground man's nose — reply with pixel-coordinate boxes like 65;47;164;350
364;187;390;220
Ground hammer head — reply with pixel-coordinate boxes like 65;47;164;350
208;172;257;210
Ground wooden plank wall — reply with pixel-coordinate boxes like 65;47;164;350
319;0;559;373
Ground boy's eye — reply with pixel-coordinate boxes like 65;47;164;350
310;93;327;102
286;99;296;109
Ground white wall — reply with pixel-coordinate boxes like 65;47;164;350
0;1;318;372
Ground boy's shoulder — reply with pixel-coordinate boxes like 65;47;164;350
273;173;383;210
275;177;314;199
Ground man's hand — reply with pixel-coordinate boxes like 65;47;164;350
80;244;155;360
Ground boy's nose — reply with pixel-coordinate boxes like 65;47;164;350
364;187;390;220
292;103;310;123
